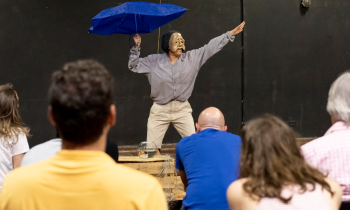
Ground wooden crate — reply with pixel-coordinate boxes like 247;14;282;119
119;155;186;201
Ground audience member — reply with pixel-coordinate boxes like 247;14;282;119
0;83;30;190
21;138;119;166
227;114;342;210
302;71;350;201
0;60;167;210
176;107;241;210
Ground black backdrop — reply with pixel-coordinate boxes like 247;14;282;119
243;0;350;136
0;0;242;147
1;0;349;147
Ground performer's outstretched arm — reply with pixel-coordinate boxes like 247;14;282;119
128;34;156;75
188;22;245;69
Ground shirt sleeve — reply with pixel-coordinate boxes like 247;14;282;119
186;31;235;70
11;133;29;156
175;143;184;170
128;47;155;75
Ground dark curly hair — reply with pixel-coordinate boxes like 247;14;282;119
239;114;333;203
48;59;114;145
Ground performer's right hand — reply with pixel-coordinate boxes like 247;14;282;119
133;34;141;48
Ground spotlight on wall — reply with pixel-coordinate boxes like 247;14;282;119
301;0;311;7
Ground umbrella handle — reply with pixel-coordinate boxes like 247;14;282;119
135;14;138;34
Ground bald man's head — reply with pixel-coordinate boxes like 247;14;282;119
196;107;227;132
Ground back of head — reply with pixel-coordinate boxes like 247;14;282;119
197;107;226;131
0;83;30;145
327;71;350;124
49;59;113;145
239;114;332;203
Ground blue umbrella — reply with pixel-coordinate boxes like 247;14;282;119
89;1;188;35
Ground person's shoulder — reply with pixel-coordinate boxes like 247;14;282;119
227;178;249;207
224;131;241;138
21;139;62;166
14;132;28;144
323;177;343;209
221;131;241;143
4;160;48;186
17;132;27;139
324;177;342;198
227;178;259;210
177;134;195;146
227;178;245;195
301;135;329;152
111;163;160;183
108;164;163;192
147;53;163;60
28;139;62;152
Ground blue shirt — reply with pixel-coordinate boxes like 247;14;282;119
175;128;241;210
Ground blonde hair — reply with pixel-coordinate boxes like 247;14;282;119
0;83;30;146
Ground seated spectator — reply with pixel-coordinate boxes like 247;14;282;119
227;114;342;210
302;71;350;201
0;83;30;190
0;60;167;210
176;107;241;210
21;138;119;166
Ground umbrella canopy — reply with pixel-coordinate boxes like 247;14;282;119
89;1;188;35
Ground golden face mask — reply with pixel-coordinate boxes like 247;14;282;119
169;33;185;53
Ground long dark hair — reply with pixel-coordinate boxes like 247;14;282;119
0;83;30;146
239;114;333;203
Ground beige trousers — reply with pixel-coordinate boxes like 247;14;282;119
147;100;196;148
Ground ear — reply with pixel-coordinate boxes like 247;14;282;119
195;123;200;133
107;104;117;126
223;125;227;131
47;106;56;126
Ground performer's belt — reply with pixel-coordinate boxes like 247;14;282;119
169;99;185;103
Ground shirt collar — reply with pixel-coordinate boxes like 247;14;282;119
324;121;349;136
54;150;114;162
162;53;185;62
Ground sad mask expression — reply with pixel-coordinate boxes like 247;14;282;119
169;33;185;53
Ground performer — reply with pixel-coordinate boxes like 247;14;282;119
128;22;245;154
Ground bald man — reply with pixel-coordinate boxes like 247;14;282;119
175;107;241;210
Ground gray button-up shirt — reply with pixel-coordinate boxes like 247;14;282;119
128;31;235;105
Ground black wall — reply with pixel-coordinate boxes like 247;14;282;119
1;0;349;147
243;0;350;136
0;0;242;147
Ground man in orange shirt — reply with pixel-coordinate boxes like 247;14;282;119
0;60;167;210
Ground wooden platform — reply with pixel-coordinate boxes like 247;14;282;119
119;155;186;201
118;138;315;202
119;138;315;156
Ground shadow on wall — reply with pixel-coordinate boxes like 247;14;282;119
299;1;309;15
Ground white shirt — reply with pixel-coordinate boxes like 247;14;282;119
21;138;61;167
0;133;29;189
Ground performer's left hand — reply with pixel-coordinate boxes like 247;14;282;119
230;21;245;36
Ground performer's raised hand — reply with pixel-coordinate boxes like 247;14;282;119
133;34;141;48
230;21;246;36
